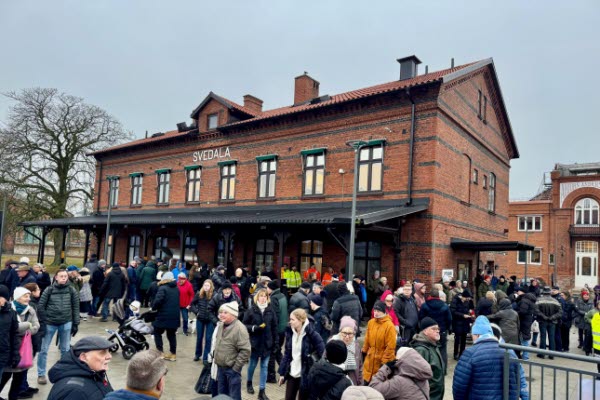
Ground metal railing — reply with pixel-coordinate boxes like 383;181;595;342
500;343;600;400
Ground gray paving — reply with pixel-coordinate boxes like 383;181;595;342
2;318;599;400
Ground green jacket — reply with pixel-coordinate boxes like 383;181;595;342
410;332;445;400
39;282;80;326
138;263;157;290
477;281;491;301
496;281;509;294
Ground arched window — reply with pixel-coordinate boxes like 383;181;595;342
574;198;599;225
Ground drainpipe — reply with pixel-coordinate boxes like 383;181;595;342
96;160;103;214
406;88;416;206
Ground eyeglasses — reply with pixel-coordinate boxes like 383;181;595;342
385;299;393;303
340;331;355;337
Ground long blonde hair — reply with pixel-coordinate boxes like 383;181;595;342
291;308;307;324
253;288;270;305
199;279;215;300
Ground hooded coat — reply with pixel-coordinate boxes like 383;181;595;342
393;294;419;330
362;314;396;383
4;300;40;373
47;350;113;400
331;286;363;334
151;279;180;329
488;298;520;345
410;332;445;400
369;347;433;400
413;283;426;311
289;290;311;314
137;262;157;291
307;359;352;400
419;297;452;333
371;290;399;326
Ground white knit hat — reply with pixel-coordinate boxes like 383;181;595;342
13;287;31;302
219;301;239;318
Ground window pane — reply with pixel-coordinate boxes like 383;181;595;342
270;160;277;171
593;210;599;225
518;251;527;263
316;154;325;166
370;162;382;191
355;241;367;257
534;217;541;231
266;239;275;253
256;240;264;251
359;148;370;161
531;250;541;264
315;169;324;194
259;175;267;197
305;170;314;195
313;241;323;255
260;161;267;172
372;146;382;160
265;255;274;269
301;240;312;253
268;173;276;197
221;179;228;200
582;257;592;276
229;178;235;198
230;164;236;174
359;164;369;191
306;155;314;167
369;241;381;257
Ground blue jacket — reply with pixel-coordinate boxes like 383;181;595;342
419;297;452;333
105;389;156;400
452;338;519;400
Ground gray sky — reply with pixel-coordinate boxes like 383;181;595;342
1;1;599;200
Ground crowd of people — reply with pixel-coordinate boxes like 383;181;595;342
1;254;599;400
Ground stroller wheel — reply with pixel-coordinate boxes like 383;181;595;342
122;344;136;360
142;342;150;350
109;343;119;353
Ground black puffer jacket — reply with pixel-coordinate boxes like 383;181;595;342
325;281;341;313
242;302;279;357
189;293;212;322
289;290;310;314
90;268;105;297
562;298;575;327
47;350;113;400
330;293;362;334
100;267;127;299
307;359;352;400
208;290;243;325
0;301;19;368
211;272;228;293
38;282;80;326
152;280;180;329
516;292;536;340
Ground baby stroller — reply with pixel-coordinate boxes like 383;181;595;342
106;301;156;359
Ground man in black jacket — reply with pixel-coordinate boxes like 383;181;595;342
0;284;20;376
288;282;311;314
535;286;562;359
515;286;536;360
330;283;362;335
37;270;80;385
99;263;127;322
394;283;419;343
47;336;114;400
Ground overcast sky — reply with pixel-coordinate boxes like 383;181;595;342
1;1;598;200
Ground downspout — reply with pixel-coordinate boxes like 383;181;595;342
406;87;416;206
96;160;103;214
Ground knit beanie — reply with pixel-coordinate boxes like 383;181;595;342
267;281;279;290
471;316;493;335
325;340;347;365
373;301;386;313
308;293;323;307
13;287;31;302
219;301;239;318
0;285;8;301
420;317;438;331
339;316;356;332
161;271;174;281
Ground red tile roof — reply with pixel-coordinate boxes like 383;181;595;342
529;187;553;201
93;61;479;157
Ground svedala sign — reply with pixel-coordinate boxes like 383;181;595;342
192;147;231;163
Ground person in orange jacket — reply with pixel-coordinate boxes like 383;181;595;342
322;266;335;286
303;264;321;282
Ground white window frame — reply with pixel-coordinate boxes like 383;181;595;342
574;198;600;225
549;253;555;265
208;113;218;130
517;248;542;265
517;215;542;232
109;178;119;208
157;172;170;204
131;175;143;206
186;168;201;203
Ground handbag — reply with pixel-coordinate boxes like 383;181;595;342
17;331;33;369
194;364;212;394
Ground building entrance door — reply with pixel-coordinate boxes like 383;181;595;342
575;241;598;288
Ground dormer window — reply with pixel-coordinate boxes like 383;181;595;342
208;113;218;130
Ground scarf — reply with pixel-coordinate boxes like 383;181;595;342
13;301;27;315
257;302;268;313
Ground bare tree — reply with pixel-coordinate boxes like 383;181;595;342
0;88;131;264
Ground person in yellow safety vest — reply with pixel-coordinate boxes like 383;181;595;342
284;265;302;291
586;300;600;378
280;263;289;279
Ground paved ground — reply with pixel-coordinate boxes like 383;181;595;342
3;317;600;400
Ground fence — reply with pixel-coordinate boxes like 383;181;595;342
500;343;600;400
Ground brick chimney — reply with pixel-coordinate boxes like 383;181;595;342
243;94;263;114
294;73;319;105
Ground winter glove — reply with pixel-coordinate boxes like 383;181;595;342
259;323;266;329
385;360;396;370
71;324;79;337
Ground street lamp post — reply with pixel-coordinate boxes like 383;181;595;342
104;176;115;262
346;140;367;280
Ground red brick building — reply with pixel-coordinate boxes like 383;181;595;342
507;162;600;290
24;56;525;288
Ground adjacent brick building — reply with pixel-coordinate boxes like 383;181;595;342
507;162;600;289
24;55;524;289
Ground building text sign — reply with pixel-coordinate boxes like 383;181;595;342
192;147;231;163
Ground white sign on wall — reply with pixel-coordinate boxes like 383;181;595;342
560;181;600;207
192;147;231;163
